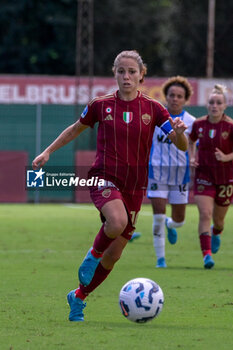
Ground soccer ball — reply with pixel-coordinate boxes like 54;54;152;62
119;277;164;323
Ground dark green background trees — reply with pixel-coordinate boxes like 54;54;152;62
0;0;232;77
0;0;76;74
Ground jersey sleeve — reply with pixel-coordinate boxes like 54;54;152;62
79;101;98;128
154;101;171;126
189;120;198;142
184;113;196;135
153;101;173;135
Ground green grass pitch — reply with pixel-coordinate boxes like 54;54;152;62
0;203;232;350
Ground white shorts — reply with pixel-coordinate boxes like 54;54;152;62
147;178;189;204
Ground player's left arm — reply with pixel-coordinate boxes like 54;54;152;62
215;148;233;162
167;117;188;151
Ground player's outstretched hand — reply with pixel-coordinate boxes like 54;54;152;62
32;151;50;170
169;116;187;134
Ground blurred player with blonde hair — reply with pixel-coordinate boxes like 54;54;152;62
189;84;233;269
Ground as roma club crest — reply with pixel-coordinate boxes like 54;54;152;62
197;185;205;193
221;131;229;140
123;112;133;123
102;188;111;198
142;113;151;125
209;129;216;138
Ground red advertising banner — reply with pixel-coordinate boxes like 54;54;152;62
0;151;28;202
0;75;198;105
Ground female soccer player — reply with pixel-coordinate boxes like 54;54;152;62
189;84;233;269
32;50;188;321
148;76;195;268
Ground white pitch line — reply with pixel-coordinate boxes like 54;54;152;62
63;204;96;210
0;249;77;254
63;204;152;216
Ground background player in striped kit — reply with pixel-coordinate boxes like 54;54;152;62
32;51;188;321
147;76;195;268
189;84;233;269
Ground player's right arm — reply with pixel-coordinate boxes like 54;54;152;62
188;120;199;168
188;137;198;167
167;117;188;151
214;148;233;162
32;119;89;169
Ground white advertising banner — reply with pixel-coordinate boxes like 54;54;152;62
198;79;233;106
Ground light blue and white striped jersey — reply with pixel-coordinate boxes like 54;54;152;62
149;110;195;185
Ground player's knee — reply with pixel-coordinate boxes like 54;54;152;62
199;208;212;221
153;214;166;236
105;215;128;237
172;211;185;222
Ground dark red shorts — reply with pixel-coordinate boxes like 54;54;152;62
194;178;233;206
90;186;144;240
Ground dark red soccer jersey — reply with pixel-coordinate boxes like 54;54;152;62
80;91;170;193
189;114;233;184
